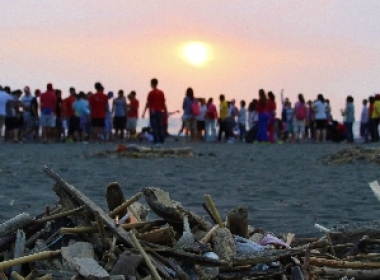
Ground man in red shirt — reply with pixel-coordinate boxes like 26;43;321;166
142;78;167;145
40;83;57;143
62;87;76;140
89;82;108;142
127;91;139;138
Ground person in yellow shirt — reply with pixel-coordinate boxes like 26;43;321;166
218;94;229;141
371;94;380;142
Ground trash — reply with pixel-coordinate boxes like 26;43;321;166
1;167;380;279
318;146;380;164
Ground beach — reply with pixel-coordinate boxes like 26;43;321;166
0;140;379;237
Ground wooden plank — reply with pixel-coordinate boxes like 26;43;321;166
43;166;133;248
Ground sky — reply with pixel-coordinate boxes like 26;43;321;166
1;0;380;120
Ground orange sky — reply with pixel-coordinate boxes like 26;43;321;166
1;1;380;120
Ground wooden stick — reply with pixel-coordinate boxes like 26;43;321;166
34;206;85;224
200;225;219;244
10;271;25;280
204;195;224;228
202;203;217;224
128;231;161;280
0;269;8;280
60;220;166;235
108;192;142;218
286;233;295;246
0;250;61;270
309;257;380;268
25;270;39;280
37;274;52;280
43;166;133;248
95;212;109;250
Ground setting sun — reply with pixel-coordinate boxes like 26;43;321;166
181;42;210;67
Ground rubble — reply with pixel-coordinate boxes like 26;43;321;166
318;146;380;165
0;166;380;279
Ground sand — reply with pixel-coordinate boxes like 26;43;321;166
1;140;379;237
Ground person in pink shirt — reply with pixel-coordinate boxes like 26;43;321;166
205;97;218;141
40;83;57;143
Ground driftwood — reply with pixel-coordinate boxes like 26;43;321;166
108;192;142;219
0;214;33;237
143;187;211;231
137;227;175;245
12;229;25;273
128;232;161;280
226;205;248;238
43;166;134;248
232;249;301;266
110;251;142;278
34;206;85;224
0;250;61;270
204;195;224;228
319;266;380;279
308;256;380;268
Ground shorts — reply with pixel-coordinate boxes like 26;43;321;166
114;116;127;130
293;119;305;133
91;118;105;128
23;115;34;130
197;120;206;131
68;116;77;135
184;117;197;133
71;116;81;132
126;118;137;130
5;117;18;131
40;113;56;127
315;119;327;130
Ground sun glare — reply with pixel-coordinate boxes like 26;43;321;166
181;42;210;67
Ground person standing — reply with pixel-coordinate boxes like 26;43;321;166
182;88;198;142
73;91;90;143
313;94;328;143
205;98;217;141
89;82;108;142
256;89;269;142
127;91;139;139
112;90;127;140
293;94;307;142
40;83;57;143
360;99;369;143
0;87;13;143
371;94;380;142
267;92;276;143
217;94;229;142
142;78;167;146
63;87;77;141
238;100;247;142
20;86;34;141
341;96;355;143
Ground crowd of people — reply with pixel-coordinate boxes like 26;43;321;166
0;79;379;145
181;88;379;144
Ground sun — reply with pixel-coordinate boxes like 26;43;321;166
181;42;210;67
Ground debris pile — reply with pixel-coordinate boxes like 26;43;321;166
85;145;195;159
1;167;380;279
318;146;380;165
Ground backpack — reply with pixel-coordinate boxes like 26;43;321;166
295;103;307;120
191;101;201;116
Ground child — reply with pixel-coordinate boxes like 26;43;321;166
282;101;294;142
238;100;247;142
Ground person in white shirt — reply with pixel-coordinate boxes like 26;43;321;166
238;100;247;142
360;99;369;143
313;94;328;143
0;86;13;143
